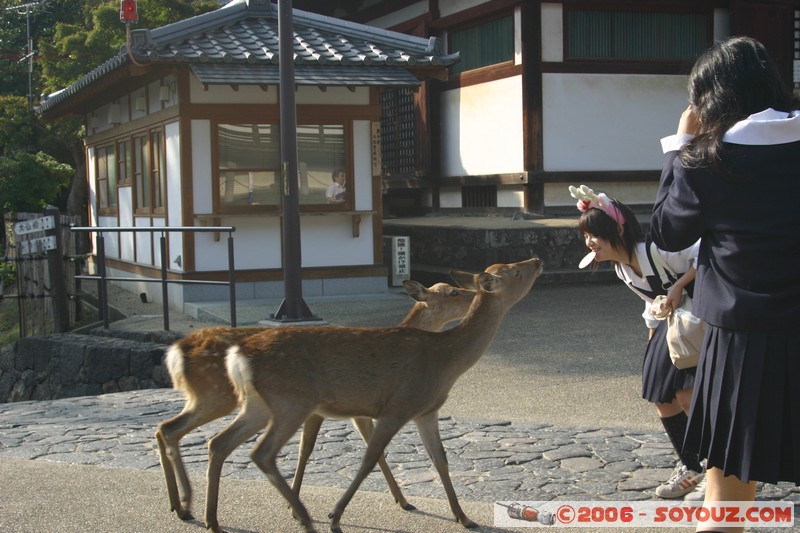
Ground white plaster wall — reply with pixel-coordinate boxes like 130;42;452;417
148;81;162;114
714;9;730;41
440;75;524;176
97;215;119;259
541;3;563;62
165;121;183;272
497;186;524;208
366;1;428;27
542;73;688;171
188;77;370;107
151;217;165;268
87;146;97;226
194;217;282;271
545;181;660;208
439;187;461;208
301;215;374;267
189;74;278;105
134;216;153;265
353;120;373;212
514;7;522;65
296;86;370;105
118;187;134;261
131;88;148;121
439;0;488;18
191;120;213;214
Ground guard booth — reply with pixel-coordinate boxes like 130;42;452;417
383;235;410;287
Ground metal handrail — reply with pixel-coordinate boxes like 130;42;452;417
70;225;236;331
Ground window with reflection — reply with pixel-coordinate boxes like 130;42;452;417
96;144;118;211
217;123;347;211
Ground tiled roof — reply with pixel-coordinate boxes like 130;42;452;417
39;0;458;114
190;64;422;87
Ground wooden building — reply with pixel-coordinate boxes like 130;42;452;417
37;0;457;310
341;0;800;215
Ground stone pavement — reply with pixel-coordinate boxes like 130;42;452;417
1;282;798;532
0;390;797;532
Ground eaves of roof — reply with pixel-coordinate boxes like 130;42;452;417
38;0;458;116
190;64;421;87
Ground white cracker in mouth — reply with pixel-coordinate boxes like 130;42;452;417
578;251;596;269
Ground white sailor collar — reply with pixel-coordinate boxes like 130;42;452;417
615;242;656;288
723;108;800;145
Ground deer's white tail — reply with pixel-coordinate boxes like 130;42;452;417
225;346;253;404
165;344;187;392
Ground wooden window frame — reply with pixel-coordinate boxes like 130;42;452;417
117;139;132;187
95;143;118;214
133;133;150;214
213;121;353;215
561;3;714;72
448;12;515;76
150;128;166;215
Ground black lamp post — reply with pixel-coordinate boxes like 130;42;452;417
268;0;322;324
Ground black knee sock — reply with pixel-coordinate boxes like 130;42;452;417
660;412;703;473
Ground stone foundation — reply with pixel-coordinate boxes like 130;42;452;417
0;333;174;403
383;217;617;285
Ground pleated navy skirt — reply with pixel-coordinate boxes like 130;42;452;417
641;320;696;403
685;326;800;484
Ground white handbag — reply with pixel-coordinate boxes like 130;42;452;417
651;294;706;369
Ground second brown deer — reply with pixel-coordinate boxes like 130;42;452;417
219;257;543;533
154;280;476;527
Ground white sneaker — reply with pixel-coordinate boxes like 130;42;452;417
655;464;705;499
683;475;707;501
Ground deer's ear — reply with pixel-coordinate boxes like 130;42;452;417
449;270;477;289
402;280;427;302
477;272;500;292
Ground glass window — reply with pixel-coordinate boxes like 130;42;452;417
218;124;281;207
566;10;710;61
151;130;165;211
96;144;117;210
134;134;150;210
217;123;346;210
297;125;345;206
450;15;514;74
118;140;131;186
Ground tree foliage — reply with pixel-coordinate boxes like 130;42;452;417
0;150;73;212
0;0;218;220
0;95;74;212
39;0;219;94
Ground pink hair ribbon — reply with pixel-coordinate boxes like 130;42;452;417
568;185;625;227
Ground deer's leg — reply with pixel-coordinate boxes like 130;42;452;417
249;400;318;533
292;413;324;497
155;396;237;521
414;411;476;529
328;416;406;533
204;399;270;533
351;416;414;511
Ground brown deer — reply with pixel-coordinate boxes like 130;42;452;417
154;280;476;524
216;257;543;533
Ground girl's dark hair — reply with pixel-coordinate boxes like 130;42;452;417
680;36;799;177
577;199;644;265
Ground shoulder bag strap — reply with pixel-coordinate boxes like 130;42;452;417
645;238;679;290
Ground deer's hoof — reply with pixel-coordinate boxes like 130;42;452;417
460;516;478;529
172;505;193;521
398;501;416;511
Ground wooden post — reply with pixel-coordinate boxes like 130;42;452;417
44;205;69;333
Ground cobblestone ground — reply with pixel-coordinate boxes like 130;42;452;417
1;389;797;523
